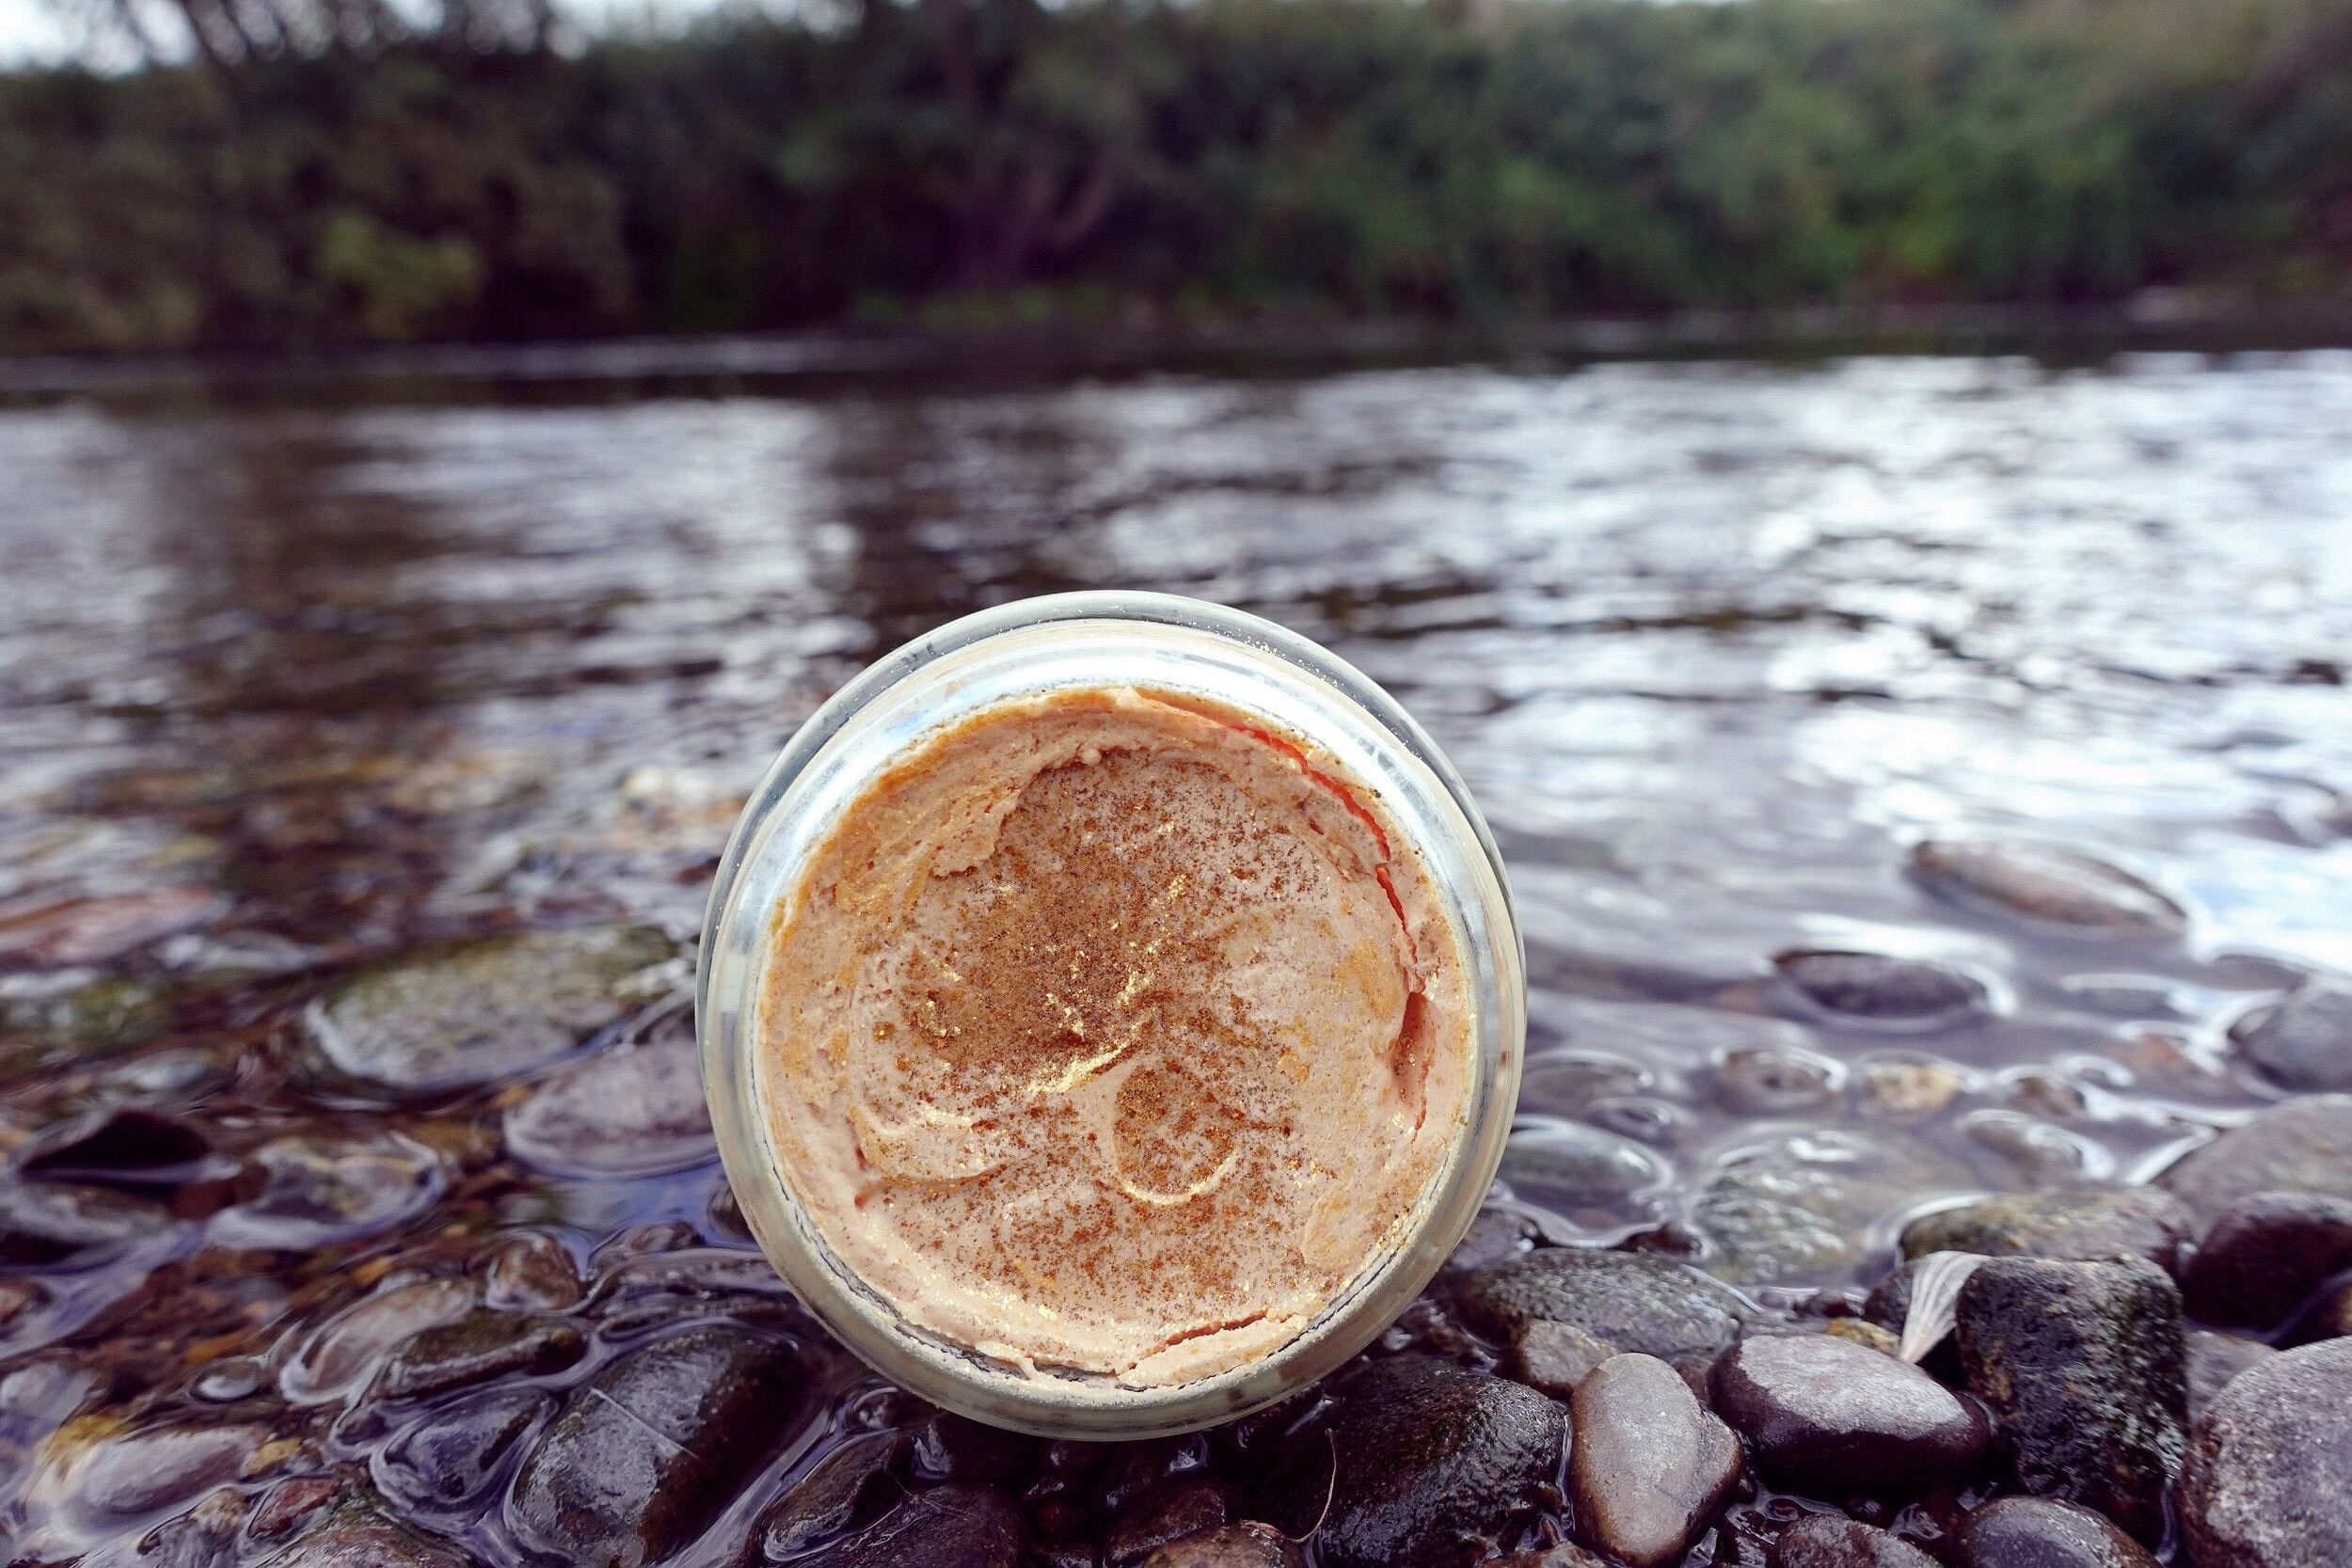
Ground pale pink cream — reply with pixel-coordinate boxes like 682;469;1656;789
756;685;1471;1385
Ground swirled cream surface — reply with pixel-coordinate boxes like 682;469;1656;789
755;685;1472;1386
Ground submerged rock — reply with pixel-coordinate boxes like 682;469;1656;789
503;1023;714;1177
0;1180;169;1270
1454;1247;1747;1359
1568;1353;1740;1568
1716;1046;1841;1117
1295;1356;1564;1568
1953;1497;2157;1568
17;1107;214;1191
2181;1191;2352;1331
374;1386;553;1512
309;926;675;1092
1499;1119;1670;1215
1773;950;1990;1028
212;1131;442;1250
282;1277;477;1403
1775;1515;1940;1568
755;1431;910;1560
255;1507;470;1568
1908;842;2185;938
1954;1257;2186;1543
1689;1127;1973;1284
2229;978;2352;1092
1711;1332;1986;1495
1899;1188;2195;1276
803;1484;1024;1568
2155;1096;2352;1218
2179;1338;2352;1568
0;974;169;1062
373;1310;585;1402
508;1325;803;1568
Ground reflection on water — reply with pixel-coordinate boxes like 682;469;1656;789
3;349;2351;1560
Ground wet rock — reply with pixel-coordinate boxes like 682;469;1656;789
1774;1515;1940;1568
211;1131;442;1249
17;1108;215;1191
0;1180;169;1269
1568;1353;1740;1568
1908;842;2185;938
246;1477;341;1543
1717;1045;1841;1117
373;1310;585;1402
2156;1096;2352;1218
2229;978;2352;1092
911;1408;1041;1487
1774;950;1990;1028
1454;1247;1747;1359
2185;1332;2278;1427
1899;1188;2195;1275
1507;1319;1618;1398
481;1229;584;1310
1712;1332;1987;1494
1500;1118;1669;1212
1690;1127;1973;1284
0;974;169;1061
1139;1522;1304;1568
1106;1478;1233;1567
1439;1205;1541;1283
1955;1497;2158;1567
0;887;228;969
755;1430;910;1560
255;1507;470;1568
1295;1356;1565;1568
509;1324;803;1568
1825;1318;1901;1355
282;1277;476;1402
503;1024;714;1177
2181;1191;2352;1330
803;1484;1024;1568
1490;1546;1608;1568
1954;1257;2186;1543
2179;1337;2352;1568
375;1386;552;1512
309;926;675;1092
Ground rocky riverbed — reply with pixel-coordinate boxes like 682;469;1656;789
5;350;2352;1565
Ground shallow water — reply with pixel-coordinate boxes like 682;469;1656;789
3;348;2351;1564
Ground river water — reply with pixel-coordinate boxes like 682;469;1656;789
3;348;2351;1563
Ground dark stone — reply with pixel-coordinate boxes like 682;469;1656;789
1292;1356;1565;1568
375;1386;553;1512
1454;1247;1746;1359
1954;1496;2159;1568
255;1508;470;1568
1105;1478;1232;1567
1568;1353;1740;1568
508;1325;804;1568
373;1310;584;1402
1507;1319;1617;1398
2181;1191;2352;1330
1773;950;1989;1027
17;1108;214;1190
911;1408;1041;1487
1097;1435;1212;1514
503;1025;715;1177
1712;1332;1987;1495
1774;1514;1940;1568
2156;1097;2352;1219
1439;1205;1541;1282
2179;1338;2352;1568
0;1180;168;1269
2230;978;2352;1092
1139;1523;1304;1568
1899;1188;2196;1275
755;1430;910;1560
803;1484;1024;1568
2185;1331;2277;1426
1908;842;2185;937
1954;1257;2186;1543
1716;1046;1841;1117
309;926;675;1092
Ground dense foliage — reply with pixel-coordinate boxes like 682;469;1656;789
3;0;2348;352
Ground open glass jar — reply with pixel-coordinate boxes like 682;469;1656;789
699;592;1523;1438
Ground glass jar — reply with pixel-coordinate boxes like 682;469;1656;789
698;592;1523;1438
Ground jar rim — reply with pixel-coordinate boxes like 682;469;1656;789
697;592;1524;1437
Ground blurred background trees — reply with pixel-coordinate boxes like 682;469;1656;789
1;0;2347;353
